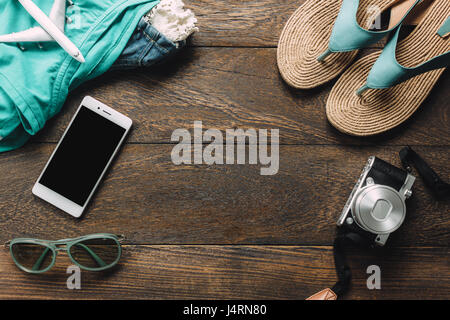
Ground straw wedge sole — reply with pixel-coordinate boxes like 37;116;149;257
277;0;395;89
326;0;450;136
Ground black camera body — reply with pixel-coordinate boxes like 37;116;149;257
337;157;415;246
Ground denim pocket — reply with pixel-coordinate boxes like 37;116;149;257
111;18;184;70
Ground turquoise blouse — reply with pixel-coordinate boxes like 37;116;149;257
0;0;159;152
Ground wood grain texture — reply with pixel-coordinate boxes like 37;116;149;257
0;246;448;300
184;0;388;48
186;0;300;47
31;48;450;146
1;144;448;246
1;1;449;300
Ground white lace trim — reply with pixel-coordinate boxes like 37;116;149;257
144;0;199;43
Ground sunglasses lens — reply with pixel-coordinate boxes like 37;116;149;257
69;237;120;270
11;243;54;272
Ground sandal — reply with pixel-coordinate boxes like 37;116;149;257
277;0;421;89
327;0;449;136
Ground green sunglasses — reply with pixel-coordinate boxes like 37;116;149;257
4;233;124;273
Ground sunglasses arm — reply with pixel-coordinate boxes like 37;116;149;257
73;243;107;267
30;243;108;271
32;247;52;271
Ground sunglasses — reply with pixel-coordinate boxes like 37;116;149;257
4;233;124;273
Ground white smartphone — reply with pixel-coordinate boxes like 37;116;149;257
32;96;132;218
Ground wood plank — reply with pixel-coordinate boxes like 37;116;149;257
1;144;448;246
0;246;448;300
31;48;450;146
186;0;302;47
185;0;387;48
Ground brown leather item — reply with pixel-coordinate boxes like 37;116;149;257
306;288;338;300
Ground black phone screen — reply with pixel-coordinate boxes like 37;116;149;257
39;106;126;206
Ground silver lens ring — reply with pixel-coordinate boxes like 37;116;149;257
352;185;406;234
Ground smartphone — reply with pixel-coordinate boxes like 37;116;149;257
32;96;132;218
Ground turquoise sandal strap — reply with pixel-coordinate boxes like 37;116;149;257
437;17;450;38
358;16;450;94
318;0;421;61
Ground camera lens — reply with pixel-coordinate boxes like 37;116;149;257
352;185;406;234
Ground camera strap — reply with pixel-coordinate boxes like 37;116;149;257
309;148;448;300
400;146;450;200
307;232;370;300
331;232;370;297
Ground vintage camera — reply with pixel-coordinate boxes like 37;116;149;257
337;156;415;246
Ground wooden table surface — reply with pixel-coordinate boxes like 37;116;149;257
0;0;449;300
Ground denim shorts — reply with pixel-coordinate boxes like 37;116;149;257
111;17;185;70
